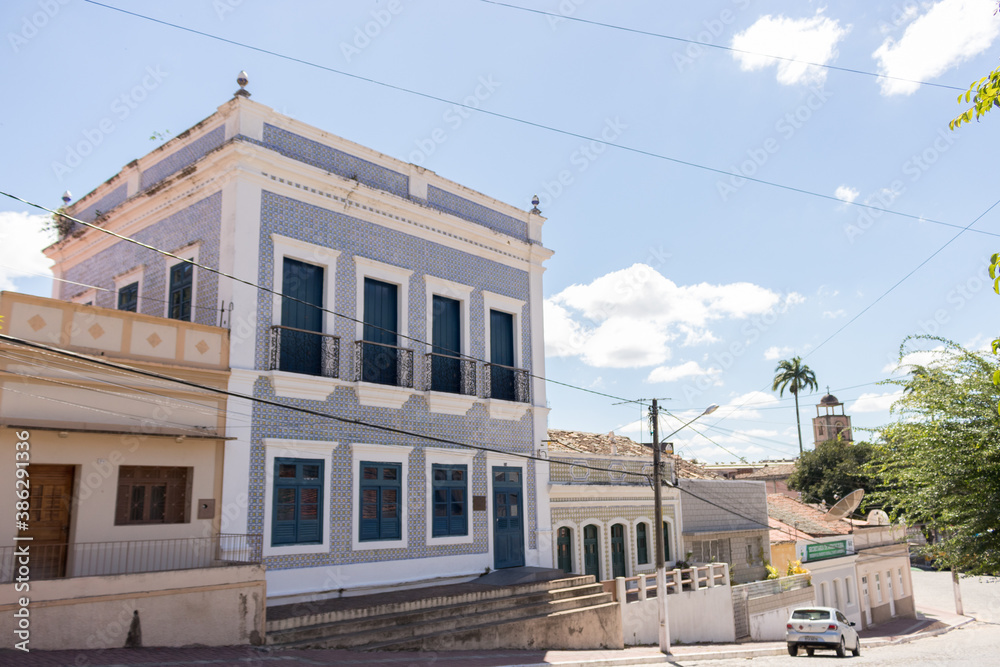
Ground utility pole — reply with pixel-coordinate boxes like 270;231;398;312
648;400;720;655
651;398;670;653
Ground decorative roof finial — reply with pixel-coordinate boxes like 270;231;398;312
235;70;250;98
61;190;72;206
530;194;541;215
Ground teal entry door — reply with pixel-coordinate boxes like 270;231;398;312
492;466;524;569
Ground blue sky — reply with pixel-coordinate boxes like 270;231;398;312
2;0;999;463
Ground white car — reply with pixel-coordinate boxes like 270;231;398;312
786;606;861;658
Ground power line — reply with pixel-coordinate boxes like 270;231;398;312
1;332;841;545
75;1;1000;239
3;191;643;409
478;0;966;93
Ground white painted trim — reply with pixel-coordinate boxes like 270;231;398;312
423;447;476;547
351;443;413;552
482;291;525;368
424;391;478;416
266;370;345;401
164;243;200;321
270;234;340;336
605;516;633;578
423;275;473;355
552;520;579;574
262;438;339;558
354;383;418;409
484;399;530;422
113;266;144;312
71;288;97;306
632;516;654;570
353;256;413;343
485;452;528;570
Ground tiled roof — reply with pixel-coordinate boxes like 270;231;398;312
766;493;853;537
547;429;721;479
769;516;813;543
735;463;797;480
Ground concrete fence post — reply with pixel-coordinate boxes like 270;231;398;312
638;573;648;601
707;564;716;588
615;576;626;606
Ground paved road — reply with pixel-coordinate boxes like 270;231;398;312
908;569;1000;623
679;569;1000;667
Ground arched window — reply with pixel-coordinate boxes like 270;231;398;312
583;524;600;579
636;522;649;565
556;526;573;573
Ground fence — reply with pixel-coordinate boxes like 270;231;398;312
603;563;730;600
0;533;262;583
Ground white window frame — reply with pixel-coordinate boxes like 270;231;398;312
875;572;883;603
482;291;525;369
261;438;338;558
351;443;413;552
606;517;632;578
113;266;144;313
164;243;200;321
354;256;413;344
271;234;340;335
424;447;476;547
485;451;528;571
424;275;473;356
71;287;97;306
631;516;653;570
553;520;580;574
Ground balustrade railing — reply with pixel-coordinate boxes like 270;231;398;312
269;325;339;378
424;352;476;395
354;340;414;388
0;533;262;582
484;362;530;403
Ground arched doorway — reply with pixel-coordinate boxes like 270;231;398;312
583;524;600;579
611;523;626;578
556;526;573;573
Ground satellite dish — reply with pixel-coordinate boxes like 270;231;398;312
867;509;890;526
823;489;864;522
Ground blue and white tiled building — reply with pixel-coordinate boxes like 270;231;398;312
46;90;554;605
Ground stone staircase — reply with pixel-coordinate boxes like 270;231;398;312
266;574;623;651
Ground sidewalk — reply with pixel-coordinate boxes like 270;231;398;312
0;605;975;667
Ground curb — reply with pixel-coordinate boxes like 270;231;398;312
527;617;977;666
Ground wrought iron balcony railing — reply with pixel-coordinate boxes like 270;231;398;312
354;340;414;388
269;325;339;378
0;533;263;582
484;362;530;403
424;352;476;395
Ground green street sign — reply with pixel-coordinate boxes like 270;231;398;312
805;540;848;562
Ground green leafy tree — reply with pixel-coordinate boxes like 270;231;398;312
949;65;1000;129
871;336;1000;575
992;253;1000;415
788;437;880;508
771;356;818;457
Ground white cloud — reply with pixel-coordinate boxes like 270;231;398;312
822;309;846;319
764;345;793;360
873;0;1000;95
0;212;55;290
835;185;859;203
545;263;793;369
851;390;904;413
882;346;948;373
647;361;721;384
731;11;850;85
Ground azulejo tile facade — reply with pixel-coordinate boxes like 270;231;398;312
46;92;553;603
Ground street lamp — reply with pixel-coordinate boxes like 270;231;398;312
650;401;719;654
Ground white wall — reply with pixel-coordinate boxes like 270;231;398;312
620;585;735;645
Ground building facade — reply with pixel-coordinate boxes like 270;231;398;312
45;89;553;604
0;291;265;648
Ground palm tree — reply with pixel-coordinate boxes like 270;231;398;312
771;356;818;457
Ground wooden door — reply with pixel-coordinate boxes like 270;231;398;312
18;465;74;579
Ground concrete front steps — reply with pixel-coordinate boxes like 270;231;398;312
266;574;623;651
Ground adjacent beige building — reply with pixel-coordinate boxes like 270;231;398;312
0;292;264;649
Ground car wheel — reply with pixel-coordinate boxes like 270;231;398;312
806;648;815;657
836;636;846;658
787;644;798;656
852;637;861;657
